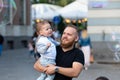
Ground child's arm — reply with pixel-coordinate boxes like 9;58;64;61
36;43;51;54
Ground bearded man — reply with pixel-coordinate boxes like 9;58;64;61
34;24;84;80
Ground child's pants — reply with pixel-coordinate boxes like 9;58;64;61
37;73;55;80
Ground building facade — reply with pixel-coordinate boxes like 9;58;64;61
88;0;120;41
0;0;33;50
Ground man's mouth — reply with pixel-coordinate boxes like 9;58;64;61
62;38;68;42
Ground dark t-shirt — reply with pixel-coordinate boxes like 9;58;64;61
53;46;84;80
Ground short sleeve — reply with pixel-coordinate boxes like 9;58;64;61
74;49;84;65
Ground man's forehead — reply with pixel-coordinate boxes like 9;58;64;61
64;27;78;36
65;27;76;32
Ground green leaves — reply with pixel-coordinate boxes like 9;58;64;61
32;0;75;6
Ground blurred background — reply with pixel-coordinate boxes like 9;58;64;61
0;0;87;50
0;0;120;49
0;0;120;50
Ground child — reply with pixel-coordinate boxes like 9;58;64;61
35;21;59;80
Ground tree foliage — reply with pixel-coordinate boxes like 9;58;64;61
32;0;75;6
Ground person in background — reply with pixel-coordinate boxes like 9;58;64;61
53;27;61;41
28;31;40;61
0;33;4;56
28;40;34;56
34;24;84;80
79;29;93;70
96;76;109;80
32;31;41;61
35;21;59;80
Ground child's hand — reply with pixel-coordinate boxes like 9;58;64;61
47;43;51;47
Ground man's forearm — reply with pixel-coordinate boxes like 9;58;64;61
57;67;79;77
34;59;46;72
46;62;83;77
57;63;83;77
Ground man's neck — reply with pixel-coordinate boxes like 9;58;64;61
62;46;74;52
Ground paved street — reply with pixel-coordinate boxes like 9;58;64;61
0;47;120;80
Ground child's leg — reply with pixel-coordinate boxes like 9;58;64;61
37;72;46;80
34;52;40;61
45;74;55;80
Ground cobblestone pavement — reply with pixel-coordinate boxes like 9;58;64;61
0;47;120;80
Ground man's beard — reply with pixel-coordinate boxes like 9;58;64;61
60;39;75;48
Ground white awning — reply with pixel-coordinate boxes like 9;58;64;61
58;0;88;19
31;4;62;20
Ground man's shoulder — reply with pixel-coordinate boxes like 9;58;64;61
74;48;82;52
74;48;84;55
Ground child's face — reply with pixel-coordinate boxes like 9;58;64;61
40;24;53;37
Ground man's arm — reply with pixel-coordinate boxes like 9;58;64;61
46;62;83;77
58;62;83;77
34;59;46;72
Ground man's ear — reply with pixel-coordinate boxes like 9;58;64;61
75;35;79;42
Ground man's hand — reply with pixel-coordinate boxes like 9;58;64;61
45;64;56;75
